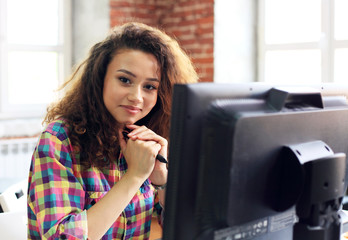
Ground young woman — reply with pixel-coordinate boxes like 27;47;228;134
27;22;198;240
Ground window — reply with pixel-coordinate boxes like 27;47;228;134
0;0;71;119
258;0;348;83
214;0;256;83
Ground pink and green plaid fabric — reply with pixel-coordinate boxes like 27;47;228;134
27;119;162;239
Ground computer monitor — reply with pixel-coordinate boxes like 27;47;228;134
163;82;348;240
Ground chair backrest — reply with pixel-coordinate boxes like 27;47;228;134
0;179;27;212
0;179;28;239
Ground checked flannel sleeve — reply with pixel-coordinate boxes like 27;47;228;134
27;123;88;240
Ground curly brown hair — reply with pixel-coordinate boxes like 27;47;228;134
44;22;198;169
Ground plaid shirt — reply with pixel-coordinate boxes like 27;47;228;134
27;119;162;240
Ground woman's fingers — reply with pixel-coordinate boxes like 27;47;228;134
125;125;167;147
124;138;162;179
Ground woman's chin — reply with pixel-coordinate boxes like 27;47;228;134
119;120;136;127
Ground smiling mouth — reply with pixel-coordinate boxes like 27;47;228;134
122;105;142;114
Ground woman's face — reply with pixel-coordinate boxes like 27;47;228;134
103;49;160;126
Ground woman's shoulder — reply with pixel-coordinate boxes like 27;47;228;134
43;118;72;141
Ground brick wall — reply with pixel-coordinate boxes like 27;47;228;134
110;0;214;82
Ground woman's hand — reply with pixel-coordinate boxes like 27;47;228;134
121;125;168;186
118;128;160;183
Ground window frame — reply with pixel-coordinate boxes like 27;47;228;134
258;0;348;83
0;0;71;119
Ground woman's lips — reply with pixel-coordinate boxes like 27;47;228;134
121;105;142;114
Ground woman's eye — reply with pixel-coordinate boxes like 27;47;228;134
119;77;131;84
144;84;157;90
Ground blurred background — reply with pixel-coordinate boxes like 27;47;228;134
0;0;347;190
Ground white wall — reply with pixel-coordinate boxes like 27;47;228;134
214;0;257;83
72;0;110;65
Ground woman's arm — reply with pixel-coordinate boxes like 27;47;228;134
86;172;145;240
86;129;162;240
28;130;88;240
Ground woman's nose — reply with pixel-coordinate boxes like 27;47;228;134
127;86;143;103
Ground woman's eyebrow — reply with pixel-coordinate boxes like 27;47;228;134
117;69;160;82
117;69;136;77
147;78;160;82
